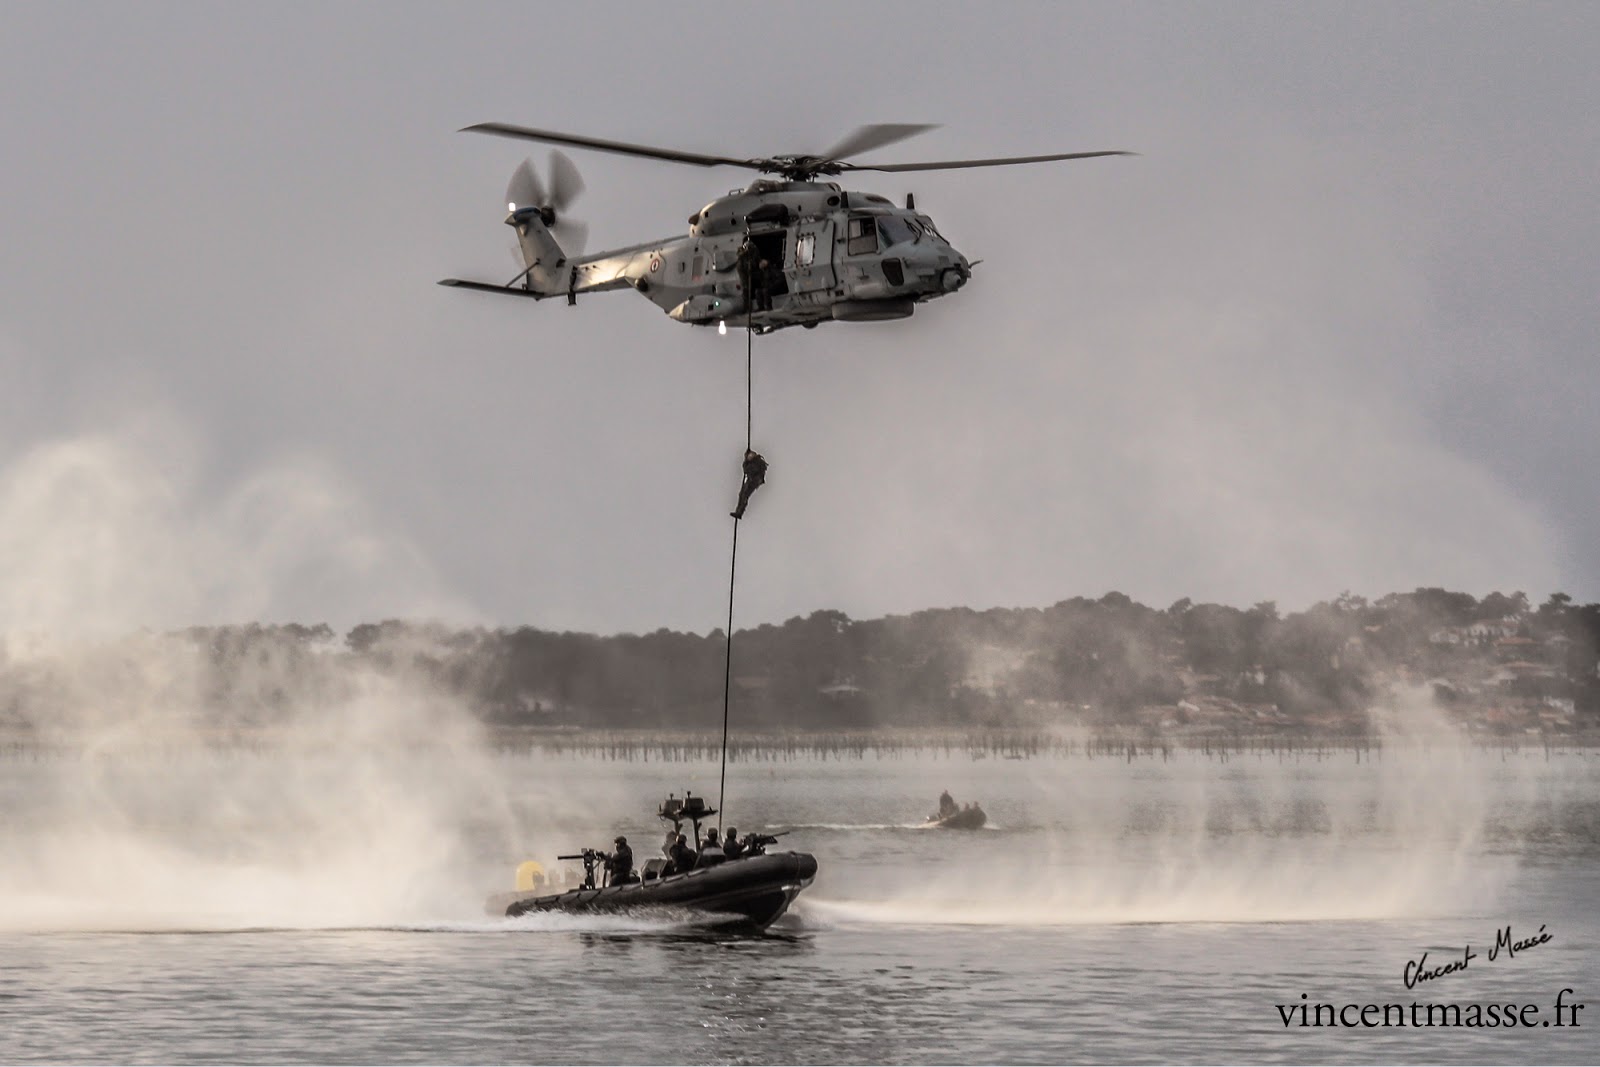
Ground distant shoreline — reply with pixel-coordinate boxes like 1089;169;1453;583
482;725;1600;758
4;724;1596;759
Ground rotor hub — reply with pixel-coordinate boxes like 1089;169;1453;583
755;156;844;182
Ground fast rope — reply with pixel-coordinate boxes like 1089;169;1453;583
716;314;754;832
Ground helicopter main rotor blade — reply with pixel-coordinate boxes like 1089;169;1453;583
464;123;759;171
819;124;939;163
844;150;1136;173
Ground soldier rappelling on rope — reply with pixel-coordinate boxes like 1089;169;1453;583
730;449;767;520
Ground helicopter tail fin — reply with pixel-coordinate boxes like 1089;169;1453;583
498;153;588;296
506;209;572;296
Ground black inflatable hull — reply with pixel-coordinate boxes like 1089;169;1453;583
927;808;987;830
486;852;818;929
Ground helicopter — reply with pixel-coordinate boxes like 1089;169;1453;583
439;123;1130;334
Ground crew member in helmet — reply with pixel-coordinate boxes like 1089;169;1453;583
697;828;727;868
667;832;697;876
605;836;635;885
722;828;744;860
736;238;776;313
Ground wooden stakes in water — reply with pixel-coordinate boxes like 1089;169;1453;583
474;727;1598;763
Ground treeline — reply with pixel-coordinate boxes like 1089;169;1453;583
4;589;1598;734
185;589;1600;730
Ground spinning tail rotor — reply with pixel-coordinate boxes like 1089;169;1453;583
505;150;588;257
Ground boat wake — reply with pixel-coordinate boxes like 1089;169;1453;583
799;845;1515;927
21;909;744;938
495;907;739;934
785;821;1010;832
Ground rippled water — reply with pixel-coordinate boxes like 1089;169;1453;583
2;743;1596;1063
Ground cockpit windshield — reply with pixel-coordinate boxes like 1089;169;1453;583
876;215;917;247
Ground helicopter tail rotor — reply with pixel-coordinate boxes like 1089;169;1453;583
504;151;589;257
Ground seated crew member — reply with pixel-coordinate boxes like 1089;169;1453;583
668;832;697;875
938;790;957;819
697;828;726;868
605;836;635;885
731;449;768;519
722;828;743;860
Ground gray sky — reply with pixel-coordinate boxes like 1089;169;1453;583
0;2;1594;636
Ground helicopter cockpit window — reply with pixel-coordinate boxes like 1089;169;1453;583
846;216;879;256
876;216;916;247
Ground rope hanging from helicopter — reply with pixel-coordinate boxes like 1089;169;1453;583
716;309;756;832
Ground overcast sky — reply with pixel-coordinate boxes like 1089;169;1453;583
0;2;1594;636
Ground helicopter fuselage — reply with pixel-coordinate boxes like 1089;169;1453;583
507;179;971;333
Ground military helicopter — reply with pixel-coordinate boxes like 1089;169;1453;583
439;123;1130;334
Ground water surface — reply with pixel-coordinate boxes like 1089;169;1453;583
2;744;1594;1063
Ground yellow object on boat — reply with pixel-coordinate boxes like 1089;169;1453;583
514;860;546;892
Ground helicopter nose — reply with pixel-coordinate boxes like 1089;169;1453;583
939;254;972;292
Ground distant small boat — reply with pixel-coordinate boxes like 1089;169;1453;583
926;796;987;830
